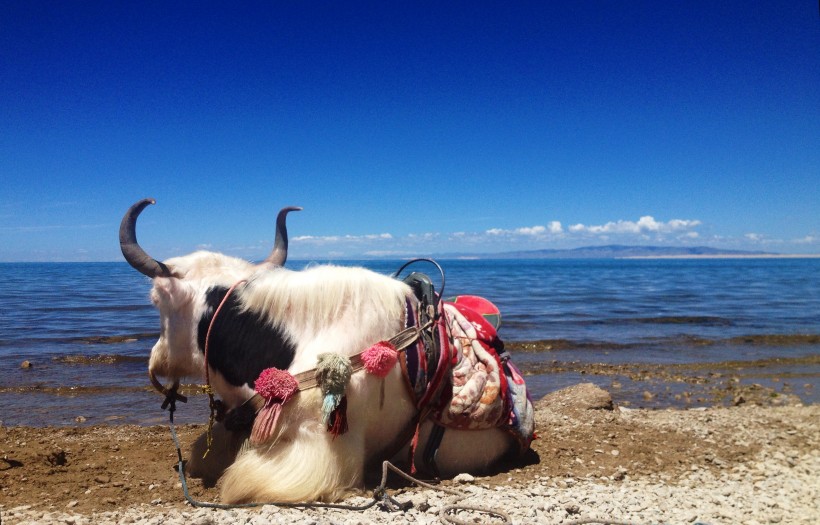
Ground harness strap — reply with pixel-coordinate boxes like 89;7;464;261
422;422;446;477
221;317;433;428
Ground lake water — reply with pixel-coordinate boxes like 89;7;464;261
2;258;818;426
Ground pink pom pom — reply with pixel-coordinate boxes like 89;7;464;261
362;341;398;378
254;367;299;402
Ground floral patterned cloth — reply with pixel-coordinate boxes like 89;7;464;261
398;297;535;452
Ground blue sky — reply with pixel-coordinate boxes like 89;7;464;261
2;1;818;262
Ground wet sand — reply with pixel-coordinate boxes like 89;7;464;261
1;382;818;524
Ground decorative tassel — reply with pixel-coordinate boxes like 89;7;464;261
250;367;299;444
362;341;398;409
408;418;422;475
315;353;352;437
327;395;348;438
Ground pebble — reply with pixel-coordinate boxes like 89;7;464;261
452;473;475;484
7;406;819;525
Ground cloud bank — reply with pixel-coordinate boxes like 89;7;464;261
287;215;713;257
281;215;818;258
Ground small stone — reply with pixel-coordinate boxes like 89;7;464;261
733;395;746;406
453;473;475;484
75;416;87;423
66;500;79;508
611;449;620;456
20;360;33;369
46;449;68;466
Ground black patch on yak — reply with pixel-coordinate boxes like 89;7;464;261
197;286;296;388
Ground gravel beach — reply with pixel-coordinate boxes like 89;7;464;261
2;384;818;525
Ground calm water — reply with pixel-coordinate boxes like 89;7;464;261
2;258;819;426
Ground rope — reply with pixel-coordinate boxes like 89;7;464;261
160;386;510;522
159;386;655;525
203;279;247;388
200;280;246;457
164;390;378;512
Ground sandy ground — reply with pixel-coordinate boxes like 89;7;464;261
1;384;818;523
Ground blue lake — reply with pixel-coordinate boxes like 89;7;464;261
2;258;818;425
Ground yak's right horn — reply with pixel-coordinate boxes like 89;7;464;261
119;198;172;278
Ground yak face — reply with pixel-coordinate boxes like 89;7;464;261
119;199;301;400
146;251;257;382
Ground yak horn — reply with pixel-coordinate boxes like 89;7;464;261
119;198;172;278
261;206;302;267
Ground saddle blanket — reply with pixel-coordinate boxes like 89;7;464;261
401;296;535;451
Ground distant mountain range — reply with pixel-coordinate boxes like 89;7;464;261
439;245;775;259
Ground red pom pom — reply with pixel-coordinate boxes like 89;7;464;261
254;367;299;402
362;341;398;378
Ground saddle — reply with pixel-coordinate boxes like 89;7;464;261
399;265;535;474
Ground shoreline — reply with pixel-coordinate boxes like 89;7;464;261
2;353;819;428
2;386;818;524
619;253;820;259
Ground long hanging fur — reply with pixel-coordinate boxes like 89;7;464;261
220;388;364;503
149;259;518;503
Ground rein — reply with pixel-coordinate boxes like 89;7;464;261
201;279;248;454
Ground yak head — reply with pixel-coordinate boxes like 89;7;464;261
119;198;301;386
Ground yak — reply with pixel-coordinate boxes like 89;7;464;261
120;198;534;504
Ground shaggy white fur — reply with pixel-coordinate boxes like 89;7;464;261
148;257;516;503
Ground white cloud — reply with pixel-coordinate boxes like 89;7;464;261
485;221;562;237
793;235;817;245
515;225;546;236
570;216;701;235
293;233;392;245
407;232;439;240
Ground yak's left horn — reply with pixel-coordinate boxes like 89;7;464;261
261;206;302;267
119;198;172;278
